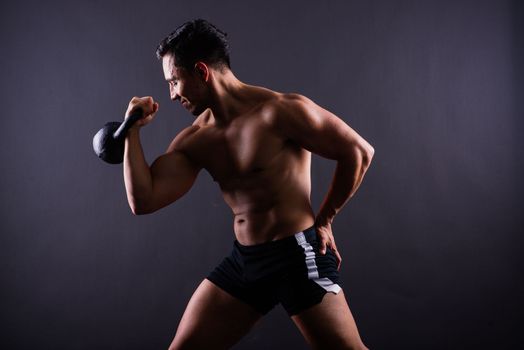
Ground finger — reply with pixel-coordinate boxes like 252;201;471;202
143;101;155;115
320;238;328;255
331;246;342;270
144;96;154;106
328;243;341;269
145;114;155;123
137;114;154;126
335;250;342;270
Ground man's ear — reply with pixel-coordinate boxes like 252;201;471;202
194;62;210;82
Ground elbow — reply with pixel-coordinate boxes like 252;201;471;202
131;206;148;216
347;143;374;168
131;207;148;216
363;144;375;166
129;200;154;216
337;145;374;173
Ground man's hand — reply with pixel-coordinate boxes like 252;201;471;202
315;220;342;270
125;96;159;129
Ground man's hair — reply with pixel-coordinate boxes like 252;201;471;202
156;19;231;71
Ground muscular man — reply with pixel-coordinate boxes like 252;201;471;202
123;19;374;350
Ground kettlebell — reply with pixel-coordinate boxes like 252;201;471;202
92;108;144;164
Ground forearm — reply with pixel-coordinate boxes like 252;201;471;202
316;146;374;225
123;128;153;214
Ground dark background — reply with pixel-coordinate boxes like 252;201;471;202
1;0;522;349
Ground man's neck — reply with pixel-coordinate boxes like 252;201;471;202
207;69;249;125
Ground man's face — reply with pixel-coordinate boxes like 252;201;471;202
162;53;208;116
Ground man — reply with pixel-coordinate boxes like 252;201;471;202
123;19;374;350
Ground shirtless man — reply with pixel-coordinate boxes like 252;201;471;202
123;19;374;350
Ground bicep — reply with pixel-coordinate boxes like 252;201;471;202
280;95;373;160
148;149;201;212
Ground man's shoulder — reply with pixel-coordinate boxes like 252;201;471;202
236;84;296;109
262;91;313;114
166;124;201;153
167;109;215;154
241;84;309;108
256;91;316;126
279;92;315;109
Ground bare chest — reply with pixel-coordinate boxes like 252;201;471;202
183;114;292;183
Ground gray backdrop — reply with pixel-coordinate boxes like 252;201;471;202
1;0;522;349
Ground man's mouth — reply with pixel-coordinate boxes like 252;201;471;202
181;100;189;108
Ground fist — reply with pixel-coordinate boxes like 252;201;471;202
125;96;159;129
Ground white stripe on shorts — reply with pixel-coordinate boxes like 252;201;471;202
295;231;342;294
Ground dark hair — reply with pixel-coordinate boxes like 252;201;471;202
156;19;231;71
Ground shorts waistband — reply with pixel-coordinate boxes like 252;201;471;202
233;225;317;254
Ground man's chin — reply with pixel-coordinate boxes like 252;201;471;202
190;106;205;116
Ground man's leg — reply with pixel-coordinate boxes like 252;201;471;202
290;290;369;350
168;279;263;350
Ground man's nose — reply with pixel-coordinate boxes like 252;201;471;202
169;87;179;101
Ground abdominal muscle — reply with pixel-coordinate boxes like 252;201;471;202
232;205;316;245
222;179;316;245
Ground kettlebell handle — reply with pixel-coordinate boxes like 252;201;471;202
114;107;144;140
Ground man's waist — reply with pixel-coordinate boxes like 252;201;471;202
232;208;315;246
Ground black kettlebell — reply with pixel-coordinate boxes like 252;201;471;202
92;108;144;164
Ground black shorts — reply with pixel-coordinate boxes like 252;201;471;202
206;225;342;316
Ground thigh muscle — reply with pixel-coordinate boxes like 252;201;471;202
168;279;262;350
291;290;368;350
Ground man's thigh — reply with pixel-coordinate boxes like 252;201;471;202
291;290;369;350
168;279;263;350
